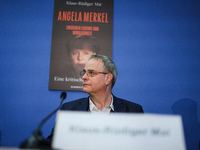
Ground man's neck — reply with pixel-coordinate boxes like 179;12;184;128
89;92;112;111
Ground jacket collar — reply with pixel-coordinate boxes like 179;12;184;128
113;95;127;112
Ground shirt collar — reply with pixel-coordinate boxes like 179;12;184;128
89;95;114;112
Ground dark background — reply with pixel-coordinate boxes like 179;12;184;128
0;0;199;150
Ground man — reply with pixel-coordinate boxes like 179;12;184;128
61;54;143;112
47;55;143;141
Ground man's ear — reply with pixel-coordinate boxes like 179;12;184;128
105;73;113;86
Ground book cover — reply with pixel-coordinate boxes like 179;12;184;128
49;0;113;91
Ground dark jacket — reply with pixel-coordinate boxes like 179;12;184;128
60;95;143;113
47;95;143;142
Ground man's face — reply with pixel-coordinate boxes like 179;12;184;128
70;49;96;72
82;58;107;95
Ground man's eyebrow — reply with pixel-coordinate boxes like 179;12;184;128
83;69;95;72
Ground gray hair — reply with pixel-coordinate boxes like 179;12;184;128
90;55;118;88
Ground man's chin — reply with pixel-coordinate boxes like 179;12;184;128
83;87;89;93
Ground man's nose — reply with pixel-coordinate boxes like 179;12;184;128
82;72;89;80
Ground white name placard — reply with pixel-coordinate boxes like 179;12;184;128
52;111;186;150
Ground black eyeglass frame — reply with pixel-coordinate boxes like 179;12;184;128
80;70;108;78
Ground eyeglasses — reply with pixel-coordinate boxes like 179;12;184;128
80;70;108;78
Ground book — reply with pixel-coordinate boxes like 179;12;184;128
49;0;113;91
